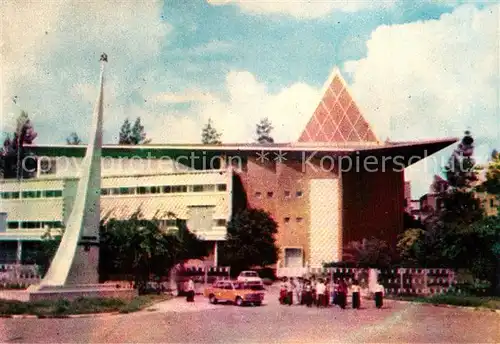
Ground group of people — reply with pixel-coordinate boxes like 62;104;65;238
279;277;384;309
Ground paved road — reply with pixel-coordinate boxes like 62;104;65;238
1;289;499;343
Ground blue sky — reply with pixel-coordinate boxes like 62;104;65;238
2;0;499;198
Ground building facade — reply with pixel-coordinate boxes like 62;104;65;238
0;70;457;269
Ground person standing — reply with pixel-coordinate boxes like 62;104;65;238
287;278;295;306
332;278;339;306
337;279;348;309
374;282;385;309
295;278;303;305
315;279;326;308
304;280;313;307
186;278;195;302
279;277;288;305
351;280;361;309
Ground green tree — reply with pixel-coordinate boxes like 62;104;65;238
482;150;500;195
119;117;150;145
31;228;64;277
35;211;206;294
66;132;82;145
201;118;222;144
0;111;38;179
397;228;425;264
256;117;274;144
118;118;132;144
219;208;278;273
343;237;393;268
444;130;477;190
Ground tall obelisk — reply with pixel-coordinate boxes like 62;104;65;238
37;54;106;287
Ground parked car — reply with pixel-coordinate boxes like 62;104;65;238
237;271;263;286
203;280;265;306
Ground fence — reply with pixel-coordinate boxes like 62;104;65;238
0;264;41;289
276;266;469;296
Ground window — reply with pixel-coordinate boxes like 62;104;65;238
284;217;290;223
296;217;303;223
217;184;227;191
296;191;303;198
163;185;171;193
119;187;133;195
490;199;495;208
150;186;160;194
267;191;274;198
111;188;121;195
7;222;19;229
11;192;20;199
192;184;215;192
172;185;187;193
137;186;149;194
21;222;41;229
284;191;291;198
214;219;227;227
192;185;204;192
101;188;110;196
255;191;262;198
22;191;40;198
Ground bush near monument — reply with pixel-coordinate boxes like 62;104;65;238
0;294;171;317
33;210;208;294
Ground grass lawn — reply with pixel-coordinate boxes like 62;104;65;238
387;294;500;310
0;294;173;317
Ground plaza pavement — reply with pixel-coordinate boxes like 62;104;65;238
1;286;499;343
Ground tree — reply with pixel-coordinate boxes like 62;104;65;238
118;117;150;145
256;117;274;144
66;132;82;145
35;210;206;294
0;111;37;179
118;118;132;144
343;237;394;268
99;210;204;292
201;118;222;144
219;208;278;273
444;130;477;190
482;149;500;195
397;228;426;264
29;228;64;276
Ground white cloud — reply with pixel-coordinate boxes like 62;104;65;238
1;0;170;140
152;91;215;104
146;71;321;143
343;4;500;197
207;0;397;19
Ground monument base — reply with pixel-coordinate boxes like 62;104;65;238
0;284;138;302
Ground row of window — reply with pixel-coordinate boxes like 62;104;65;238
101;184;227;196
255;190;303;199
0;190;63;200
0;184;229;199
157;219;227;227
7;221;64;230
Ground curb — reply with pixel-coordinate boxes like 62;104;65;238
1;312;121;319
392;300;500;314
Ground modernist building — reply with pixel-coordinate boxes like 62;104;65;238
0;71;457;269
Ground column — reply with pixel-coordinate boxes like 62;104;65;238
214;241;218;267
16;240;22;265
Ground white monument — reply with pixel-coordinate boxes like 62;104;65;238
25;54;135;300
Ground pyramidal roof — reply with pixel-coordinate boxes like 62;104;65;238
298;68;378;144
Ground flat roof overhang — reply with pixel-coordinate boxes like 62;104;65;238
25;137;457;170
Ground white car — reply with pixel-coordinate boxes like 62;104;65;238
237;271;263;286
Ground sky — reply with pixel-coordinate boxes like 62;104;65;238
1;0;499;198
